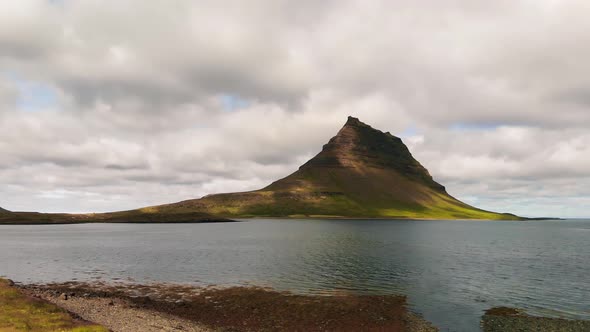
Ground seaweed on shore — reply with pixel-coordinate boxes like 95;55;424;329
23;281;438;332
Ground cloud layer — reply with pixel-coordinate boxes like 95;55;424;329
1;0;589;217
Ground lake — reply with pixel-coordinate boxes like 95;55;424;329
1;218;588;331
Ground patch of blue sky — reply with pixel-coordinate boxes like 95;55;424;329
449;122;502;131
3;72;58;112
399;125;418;137
220;94;250;112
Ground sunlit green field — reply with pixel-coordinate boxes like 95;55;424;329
0;279;107;332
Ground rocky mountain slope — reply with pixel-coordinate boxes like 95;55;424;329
154;117;519;220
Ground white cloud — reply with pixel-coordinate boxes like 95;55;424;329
0;0;589;217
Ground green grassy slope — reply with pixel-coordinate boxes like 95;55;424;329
159;169;517;220
0;278;107;332
154;117;520;220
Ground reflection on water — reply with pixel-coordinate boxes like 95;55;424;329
1;219;589;331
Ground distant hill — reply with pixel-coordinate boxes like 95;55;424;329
0;204;232;225
0;209;233;225
152;117;520;220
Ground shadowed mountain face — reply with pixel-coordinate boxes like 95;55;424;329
0;207;8;213
159;117;518;220
297;117;444;189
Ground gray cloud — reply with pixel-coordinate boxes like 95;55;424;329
0;0;588;217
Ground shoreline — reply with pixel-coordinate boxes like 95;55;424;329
0;211;237;225
0;214;562;225
0;219;237;225
18;281;438;332
5;280;590;331
482;307;590;332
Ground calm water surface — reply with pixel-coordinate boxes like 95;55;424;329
1;219;588;331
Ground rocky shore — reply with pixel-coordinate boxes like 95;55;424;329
6;280;590;331
20;282;438;332
24;292;209;332
482;307;590;332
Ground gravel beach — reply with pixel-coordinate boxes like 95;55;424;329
27;291;210;332
21;282;437;332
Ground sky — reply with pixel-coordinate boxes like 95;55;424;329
1;0;589;218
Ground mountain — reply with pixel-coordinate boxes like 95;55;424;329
153;117;519;220
0;117;521;224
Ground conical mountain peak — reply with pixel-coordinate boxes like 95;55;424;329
343;115;363;126
157;116;518;220
331;116;404;153
299;117;444;191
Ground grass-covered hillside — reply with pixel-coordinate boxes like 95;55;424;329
153;117;520;220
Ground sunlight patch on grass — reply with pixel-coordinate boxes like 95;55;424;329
0;279;108;332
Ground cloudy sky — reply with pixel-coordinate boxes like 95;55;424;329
1;0;589;218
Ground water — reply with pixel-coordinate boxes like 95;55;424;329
1;219;588;331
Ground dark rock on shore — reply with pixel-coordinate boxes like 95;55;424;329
482;307;590;332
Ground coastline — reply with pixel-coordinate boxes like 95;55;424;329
4;279;590;331
233;216;561;221
0;211;237;225
0;212;560;225
18;281;438;332
482;307;590;332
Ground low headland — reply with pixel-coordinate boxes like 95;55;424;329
0;210;235;225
